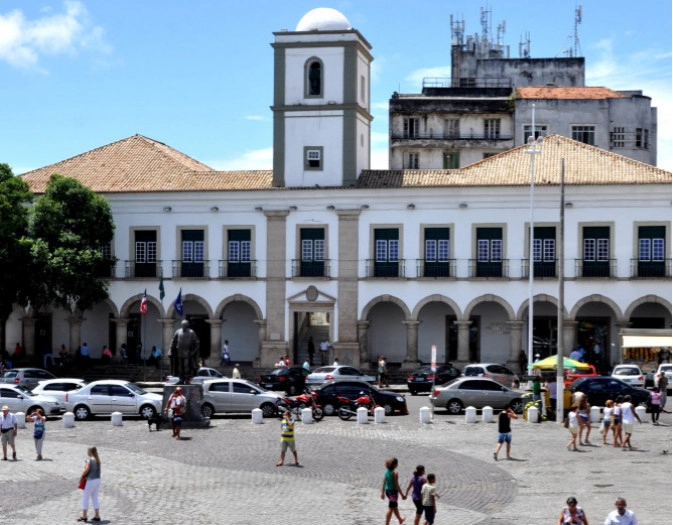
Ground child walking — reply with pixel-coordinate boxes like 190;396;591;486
381;457;407;525
421;473;440;525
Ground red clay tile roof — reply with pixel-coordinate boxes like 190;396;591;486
516;86;626;100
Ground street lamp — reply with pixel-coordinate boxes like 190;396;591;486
525;105;543;381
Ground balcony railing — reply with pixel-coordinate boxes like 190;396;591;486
520;259;559;279
390;131;513;141
630;258;672;278
292;259;331;278
93;259;117;278
365;259;406;278
574;259;617;278
124;260;163;279
172;260;210;279
468;259;510;278
218;260;257;279
416;259;456;278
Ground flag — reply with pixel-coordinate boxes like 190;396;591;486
159;273;165;301
140;289;148;315
174;288;183;316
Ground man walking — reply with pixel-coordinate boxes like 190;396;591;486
604;497;638;525
493;402;518;460
220;340;231;366
619;395;641;450
0;405;19;461
276;410;299;467
319;339;331;366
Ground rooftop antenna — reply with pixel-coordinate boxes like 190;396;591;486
519;31;531;58
480;5;491;43
573;4;583;57
450;14;465;46
496;20;506;49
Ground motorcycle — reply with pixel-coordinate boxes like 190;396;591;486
277;391;324;421
295;389;325;421
336;393;378;421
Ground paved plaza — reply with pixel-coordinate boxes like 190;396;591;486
1;395;671;524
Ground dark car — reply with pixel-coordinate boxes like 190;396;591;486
0;368;56;390
407;364;461;395
567;376;651;408
311;380;408;416
259;366;309;395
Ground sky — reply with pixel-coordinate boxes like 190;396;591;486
1;0;671;175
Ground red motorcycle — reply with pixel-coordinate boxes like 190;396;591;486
278;390;324;421
336;393;378;420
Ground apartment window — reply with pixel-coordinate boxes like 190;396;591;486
636;128;649;149
611;127;625;148
443;151;459;169
582;226;610;277
572;126;595;145
405;152;419;169
424;227;450;277
374;228;400;277
360;75;366;103
306;59;322;97
227;229;252;277
403;117;419;138
444;118;460;138
523;125;547;143
304;147;323;170
476;227;503;277
484;119;501;139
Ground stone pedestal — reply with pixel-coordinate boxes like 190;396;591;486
162;385;210;429
482;406;494;423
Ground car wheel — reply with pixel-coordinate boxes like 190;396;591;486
510;399;524;414
260;403;277;418
139;404;157;420
447;399;463;415
409;389;418;396
74;405;91;420
382;403;394;416
201;403;215;418
323;402;337;416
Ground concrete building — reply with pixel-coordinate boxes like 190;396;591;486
12;8;672;374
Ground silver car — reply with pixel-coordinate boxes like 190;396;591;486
64;380;163;420
0;368;56;390
31;378;87;404
0;384;63;416
429;377;526;415
164;367;226;385
461;363;519;387
201;379;281;418
306;365;376;386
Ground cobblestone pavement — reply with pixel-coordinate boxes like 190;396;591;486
1;395;670;525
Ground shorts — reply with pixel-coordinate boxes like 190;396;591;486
613;416;621;425
173;416;183;427
622;423;634;435
1;430;15;446
603;419;611;427
569;425;579;435
413;499;424;515
497;432;512;444
281;440;296;453
423;505;436;524
579;414;589;422
385;490;398;508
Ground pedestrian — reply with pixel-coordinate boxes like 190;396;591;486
333;357;339;366
152;346;163;369
302;359;311;372
165;387;187;440
79;341;91;366
572;391;591;445
548;378;558;419
0;405;19;461
285;355;291;367
612;396;623;447
494;402;518;460
319;338;331;366
220;340;231;366
307;336;315;365
619;395;641;450
532;376;541;401
420;472;439;525
101;345;113;365
77;446;102;522
276;355;286;368
566;403;580;451
26;408;46;460
403;465;426;525
604;497;638;525
381;457;406;525
232;363;242;379
519;349;528;374
120;343;129;365
556;496;588;525
649;387;662;425
602;400;614;445
656;372;668;411
276;410;299;467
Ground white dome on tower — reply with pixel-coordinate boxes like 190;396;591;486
295;8;352;31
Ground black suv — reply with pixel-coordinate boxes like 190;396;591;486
568;376;650;408
407;364;460;395
311;380;408;416
259;366;309;395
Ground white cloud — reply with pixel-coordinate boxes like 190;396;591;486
245;115;268;122
0;1;110;70
205;147;273;171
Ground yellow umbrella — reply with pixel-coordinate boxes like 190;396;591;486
530;354;590;370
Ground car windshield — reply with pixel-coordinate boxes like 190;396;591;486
463;367;483;376
660;365;672;372
1;371;18;378
614;368;639;376
125;382;148;395
16;385;36;396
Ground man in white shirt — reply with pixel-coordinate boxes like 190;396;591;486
319;339;331;365
619;395;642;450
604;497;638;525
232;364;242;379
0;405;19;461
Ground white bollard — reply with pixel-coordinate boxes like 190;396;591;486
63;412;75;428
590;405;601;423
635;405;646;422
16;412;26;429
419;406;432;424
527;405;539;423
374;406;385;424
357;406;368;424
301;407;313;424
251;408;263;424
465;406;477;423
482;406;493;423
111;412;123;426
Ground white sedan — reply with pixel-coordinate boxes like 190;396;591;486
611;364;645;388
305;365;376;387
32;378;87;404
64;380;163;420
164;367;225;385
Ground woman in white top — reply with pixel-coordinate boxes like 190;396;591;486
566;404;580;451
26;408;46;460
602;400;614;445
612;398;623;447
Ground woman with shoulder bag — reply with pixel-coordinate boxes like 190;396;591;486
77;446;102;522
26;408;46;460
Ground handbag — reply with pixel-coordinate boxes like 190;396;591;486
78;476;87;490
609;415;615;429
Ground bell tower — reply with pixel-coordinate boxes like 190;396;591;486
271;8;373;188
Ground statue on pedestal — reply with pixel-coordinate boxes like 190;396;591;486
170;320;199;384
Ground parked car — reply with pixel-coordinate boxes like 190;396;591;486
0;368;56;390
429;377;526;415
165;367;225;385
406;364;461;395
31;378;87;403
64;380;163;420
0;384;63;416
567;376;650;408
310;380;408;416
656;363;672;392
259;366;309;395
461;363;518;387
200;379;281;418
564;364;598;387
306;365;376;386
610;364;645;388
